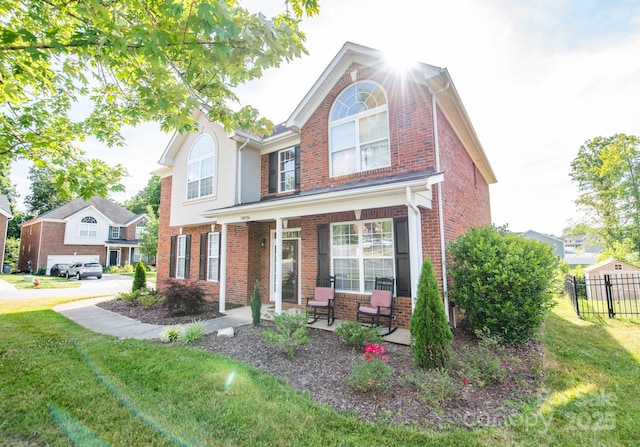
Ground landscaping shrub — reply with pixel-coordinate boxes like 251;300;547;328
406;369;459;407
160;326;182;343
123;263;135;273
251;278;261;326
180;321;205;345
261;311;309;357
452;329;510;387
334;321;383;350
36;267;46;276
345;343;392;393
117;289;142;303
139;288;163;308
161;280;206;316
410;258;452;369
448;225;558;345
132;261;147;292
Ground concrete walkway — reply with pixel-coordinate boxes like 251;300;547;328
54;298;253;340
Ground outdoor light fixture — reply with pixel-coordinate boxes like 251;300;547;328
261;237;266;248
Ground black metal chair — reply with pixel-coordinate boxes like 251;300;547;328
356;277;396;335
305;276;336;326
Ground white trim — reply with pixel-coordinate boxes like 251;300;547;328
269;228;302;305
219;224;227;312
205;174;443;224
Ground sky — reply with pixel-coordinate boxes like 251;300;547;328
10;0;640;236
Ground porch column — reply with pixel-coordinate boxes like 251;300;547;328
219;223;228;313
407;202;423;312
275;217;283;315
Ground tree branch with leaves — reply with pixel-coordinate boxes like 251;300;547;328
0;0;319;199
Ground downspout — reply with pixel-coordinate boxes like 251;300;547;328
405;186;422;312
236;138;250;205
429;79;451;321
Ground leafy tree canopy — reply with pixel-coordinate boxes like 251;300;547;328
24;165;75;216
0;0;319;199
570;134;640;256
123;176;161;216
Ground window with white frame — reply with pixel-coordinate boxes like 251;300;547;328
79;216;98;238
135;220;147;239
279;147;296;192
111;226;120;239
329;81;390;177
207;232;220;281
187;134;215;200
176;235;187;279
331;219;394;293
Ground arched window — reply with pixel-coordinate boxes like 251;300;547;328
135;220;147;239
329;81;390;177
187;134;215;200
79;216;98;238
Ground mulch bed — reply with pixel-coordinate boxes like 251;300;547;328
97;299;544;429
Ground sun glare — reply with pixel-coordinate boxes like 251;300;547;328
384;51;418;75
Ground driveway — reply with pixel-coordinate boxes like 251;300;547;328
0;274;134;300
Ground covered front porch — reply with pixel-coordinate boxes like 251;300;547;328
203;171;444;330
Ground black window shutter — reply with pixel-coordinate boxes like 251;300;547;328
120;227;124;239
169;235;176;278
394;217;411;297
294;145;300;190
199;233;207;280
268;152;277;193
184;234;192;279
317;224;329;279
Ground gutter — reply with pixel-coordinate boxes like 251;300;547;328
429;77;451;321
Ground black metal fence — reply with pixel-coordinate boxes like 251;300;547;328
564;274;640;318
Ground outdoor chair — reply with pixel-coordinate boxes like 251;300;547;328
306;276;336;326
356;277;396;335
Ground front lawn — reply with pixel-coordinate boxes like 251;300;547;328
1;274;80;289
0;296;637;446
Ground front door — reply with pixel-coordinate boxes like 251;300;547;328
281;239;298;303
109;250;119;266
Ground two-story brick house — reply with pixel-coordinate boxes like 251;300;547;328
18;196;149;274
155;42;496;329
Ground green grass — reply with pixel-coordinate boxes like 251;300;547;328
120;271;157;285
0;274;80;289
1;296;638;446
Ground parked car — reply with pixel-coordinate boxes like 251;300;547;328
50;263;71;277
67;262;103;280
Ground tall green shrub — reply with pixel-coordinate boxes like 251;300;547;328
251;279;261;326
132;261;147;292
448;225;558;345
410;258;453;369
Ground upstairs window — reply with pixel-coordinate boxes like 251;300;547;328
329;82;390;177
187;134;215;200
135;220;147;239
268;146;300;193
111;226;121;239
79;216;98;238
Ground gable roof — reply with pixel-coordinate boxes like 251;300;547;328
0;194;12;218
27;196;141;225
286;41;496;184
584;258;640;273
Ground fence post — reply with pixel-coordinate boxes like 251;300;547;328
604;274;615;318
572;275;581;317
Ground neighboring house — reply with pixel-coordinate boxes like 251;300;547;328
154;42;497;330
519;230;565;258
0;194;12;270
584;258;640;301
18;196;150;274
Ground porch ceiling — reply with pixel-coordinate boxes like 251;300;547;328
202;173;444;224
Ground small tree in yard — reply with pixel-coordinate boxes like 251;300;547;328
251;279;262;326
132;261;147;292
410;258;453;369
448;225;558;346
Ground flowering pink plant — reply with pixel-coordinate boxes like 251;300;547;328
363;343;389;362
